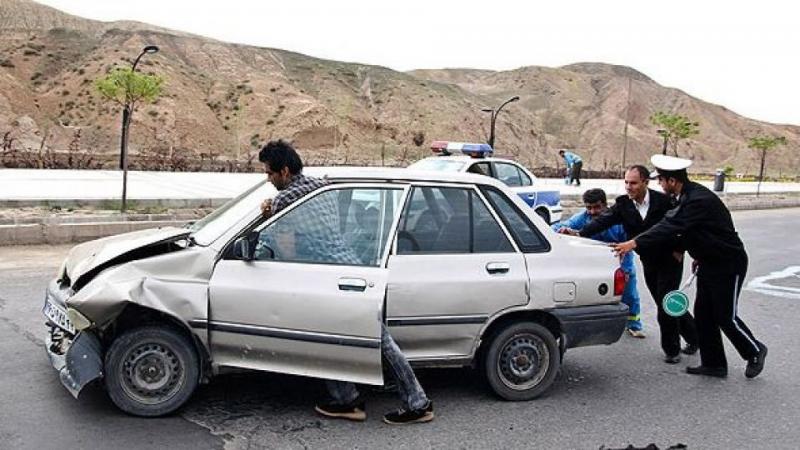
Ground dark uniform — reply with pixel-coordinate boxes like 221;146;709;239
634;181;762;369
581;189;698;358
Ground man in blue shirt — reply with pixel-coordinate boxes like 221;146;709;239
553;188;644;336
559;149;583;186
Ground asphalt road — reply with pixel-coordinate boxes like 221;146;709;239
1;208;799;449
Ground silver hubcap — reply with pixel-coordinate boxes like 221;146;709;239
120;342;184;405
497;333;550;390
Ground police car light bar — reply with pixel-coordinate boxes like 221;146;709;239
430;141;494;158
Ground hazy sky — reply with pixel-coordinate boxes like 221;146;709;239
37;0;800;125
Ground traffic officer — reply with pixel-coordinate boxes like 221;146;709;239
566;165;698;363
613;155;768;378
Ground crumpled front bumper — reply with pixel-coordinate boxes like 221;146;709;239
45;327;103;398
44;278;104;398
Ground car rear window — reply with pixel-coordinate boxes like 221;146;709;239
481;186;550;253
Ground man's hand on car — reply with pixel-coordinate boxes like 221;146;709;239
611;239;637;257
261;198;273;217
557;228;579;236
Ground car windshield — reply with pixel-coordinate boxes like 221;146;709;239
408;158;467;172
188;180;274;246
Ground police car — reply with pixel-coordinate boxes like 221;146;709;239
408;141;563;224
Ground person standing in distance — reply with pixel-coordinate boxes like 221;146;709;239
559;149;583;186
612;155;767;378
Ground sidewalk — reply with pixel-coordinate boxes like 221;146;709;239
2;168;799;245
2;168;800;204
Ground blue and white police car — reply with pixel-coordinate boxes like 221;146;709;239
408;141;563;224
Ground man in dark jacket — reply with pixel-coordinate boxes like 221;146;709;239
566;165;698;363
612;155;767;378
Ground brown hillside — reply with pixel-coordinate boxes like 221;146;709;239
1;0;798;175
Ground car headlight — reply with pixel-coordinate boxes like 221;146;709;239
67;307;93;331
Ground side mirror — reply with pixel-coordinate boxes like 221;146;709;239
233;236;254;261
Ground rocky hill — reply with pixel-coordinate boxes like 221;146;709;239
1;0;798;175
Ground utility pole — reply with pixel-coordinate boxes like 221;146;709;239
621;77;632;175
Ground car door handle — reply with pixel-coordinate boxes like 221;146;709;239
338;278;367;292
526;194;536;199
486;262;510;274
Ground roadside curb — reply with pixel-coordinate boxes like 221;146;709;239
2;192;799;246
0;220;189;245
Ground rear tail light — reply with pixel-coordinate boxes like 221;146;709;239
613;268;626;296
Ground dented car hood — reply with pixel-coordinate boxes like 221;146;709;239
64;227;191;284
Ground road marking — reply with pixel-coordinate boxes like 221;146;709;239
745;266;800;299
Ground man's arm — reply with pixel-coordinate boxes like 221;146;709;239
579;202;622;237
552;211;586;232
634;197;701;251
613;195;704;257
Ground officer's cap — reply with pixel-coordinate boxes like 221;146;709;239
650;154;692;179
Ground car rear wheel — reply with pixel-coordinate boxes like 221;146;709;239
105;326;199;417
484;322;560;401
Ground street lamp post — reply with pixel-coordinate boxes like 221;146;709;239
481;95;520;149
120;45;159;212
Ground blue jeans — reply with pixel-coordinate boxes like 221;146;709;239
326;323;429;411
623;271;643;331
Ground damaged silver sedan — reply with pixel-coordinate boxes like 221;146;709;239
44;167;628;417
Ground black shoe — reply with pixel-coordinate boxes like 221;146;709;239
664;354;681;364
315;398;366;422
681;343;699;355
745;342;768;379
383;400;434;425
686;365;728;378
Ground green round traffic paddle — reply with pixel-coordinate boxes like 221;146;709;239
662;273;696;317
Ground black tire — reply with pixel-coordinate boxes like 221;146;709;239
104;325;200;417
484;322;560;401
535;208;551;225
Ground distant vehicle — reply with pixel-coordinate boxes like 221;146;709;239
43;167;625;417
408;141;563;224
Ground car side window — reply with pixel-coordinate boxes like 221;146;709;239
397;186;513;254
494;163;522;187
257;187;403;266
518;167;532;186
481;187;550;253
467;162;492;176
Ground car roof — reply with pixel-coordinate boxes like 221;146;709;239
417;155;521;164
304;166;508;190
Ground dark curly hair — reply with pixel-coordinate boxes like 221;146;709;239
582;188;607;205
258;139;303;174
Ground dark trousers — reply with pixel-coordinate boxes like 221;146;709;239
694;261;760;368
569;161;583;185
642;259;698;357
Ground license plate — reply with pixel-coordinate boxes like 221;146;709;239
43;298;75;334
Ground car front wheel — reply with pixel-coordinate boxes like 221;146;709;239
484;322;560;401
104;326;200;417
